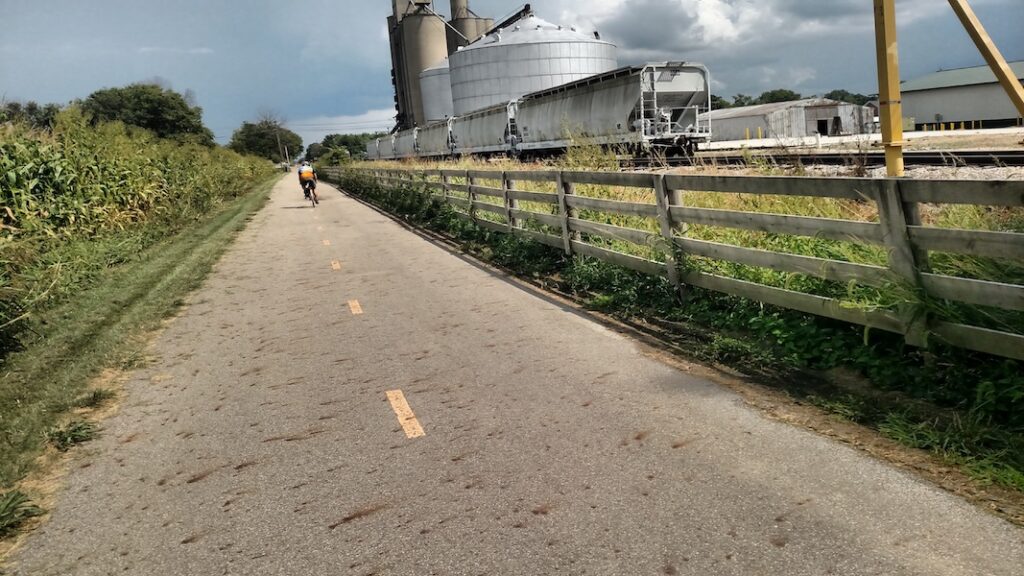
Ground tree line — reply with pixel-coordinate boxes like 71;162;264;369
2;83;305;163
711;89;874;109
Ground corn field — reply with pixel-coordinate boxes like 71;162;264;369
0;108;275;357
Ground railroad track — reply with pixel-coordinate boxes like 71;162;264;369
622;149;1024;169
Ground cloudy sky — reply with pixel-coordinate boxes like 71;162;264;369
2;0;1021;147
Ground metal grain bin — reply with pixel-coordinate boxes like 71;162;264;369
448;14;617;115
420;58;454;124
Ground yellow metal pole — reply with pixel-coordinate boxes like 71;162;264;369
873;0;904;177
947;0;1024;117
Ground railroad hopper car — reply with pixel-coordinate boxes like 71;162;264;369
517;62;710;155
418;119;455;157
394;129;418;159
372;61;711;160
451;102;518;155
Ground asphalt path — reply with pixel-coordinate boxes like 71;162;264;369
12;176;1024;575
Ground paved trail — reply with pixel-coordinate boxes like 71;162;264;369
13;177;1024;575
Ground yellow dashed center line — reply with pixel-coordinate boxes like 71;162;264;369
322;239;331;246
331;260;342;270
348;300;363;315
386;390;425;439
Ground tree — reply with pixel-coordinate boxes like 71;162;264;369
81;83;214;145
229;119;302;162
823;89;872;106
710;94;732;110
306;142;324;160
756;89;802;104
2;100;61;129
731;93;755;107
321;132;388;159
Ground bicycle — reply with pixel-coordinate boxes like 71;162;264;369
303;180;319;207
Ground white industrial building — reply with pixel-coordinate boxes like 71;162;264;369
700;99;873;142
902;61;1024;129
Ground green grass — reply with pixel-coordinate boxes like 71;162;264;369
0;491;43;537
330;167;1024;493
46;421;97;452
0;176;276;489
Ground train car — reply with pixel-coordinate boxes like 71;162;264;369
515;62;711;155
375;61;711;161
418;119;454;158
394;128;418;159
378;135;397;160
365;138;379;160
451;102;516;156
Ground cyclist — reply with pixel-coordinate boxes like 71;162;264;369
298;161;318;203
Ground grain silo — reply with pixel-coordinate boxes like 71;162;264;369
420;59;454;123
447;0;493;54
388;0;448;129
448;14;618;115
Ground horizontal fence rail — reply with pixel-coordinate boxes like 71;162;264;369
323;166;1024;362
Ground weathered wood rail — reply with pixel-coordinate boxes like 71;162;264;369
324;166;1024;362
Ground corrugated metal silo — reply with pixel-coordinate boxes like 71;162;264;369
400;11;449;127
420;58;454;123
448;15;618;115
447;0;493;54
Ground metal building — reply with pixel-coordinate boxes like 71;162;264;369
448;14;618;116
902;61;1024;128
700;99;872;142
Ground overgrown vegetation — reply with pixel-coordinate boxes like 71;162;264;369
80;83;215;146
329;163;1024;493
0;109;275;514
1;108;273;358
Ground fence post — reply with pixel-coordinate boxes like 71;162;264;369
503;171;519;233
467;171;477;223
653;174;685;299
876;179;930;347
555;171;576;255
441;171;451;204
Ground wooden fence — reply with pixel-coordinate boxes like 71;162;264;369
323;166;1024;362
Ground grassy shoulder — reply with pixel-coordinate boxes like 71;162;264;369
328;169;1024;510
0;175;278;533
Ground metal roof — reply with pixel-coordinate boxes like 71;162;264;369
457;14;611;51
701;98;850;120
900;60;1024;92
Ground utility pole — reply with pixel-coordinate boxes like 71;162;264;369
873;0;905;177
275;129;285;164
